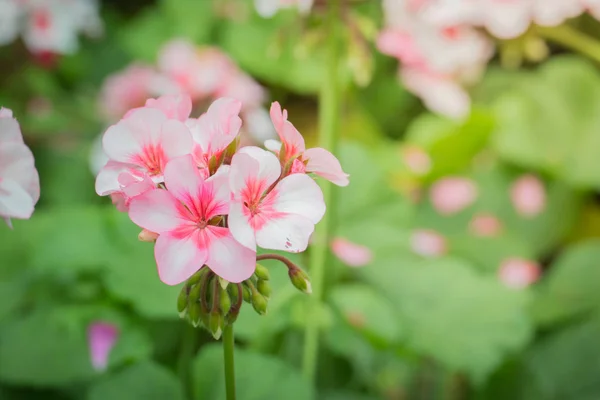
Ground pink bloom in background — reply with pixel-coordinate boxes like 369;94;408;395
128;94;192;122
331;237;373;267
430;177;478;215
186;97;242;170
95;105;193;198
498;258;541;289
0;107;40;226
0;0;22;47
229;146;325;253
469;212;503;237
254;0;314;18
266;102;349;186
400;144;432;175
129;155;256;284
88;321;119;372
510;174;546;218
410;229;447;257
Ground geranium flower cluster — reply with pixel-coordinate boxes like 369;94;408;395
0;0;102;56
377;0;600;119
0;107;40;227
95;94;348;286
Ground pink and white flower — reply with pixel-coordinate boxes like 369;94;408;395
430;177;478;215
510;174;546;218
498;258;541;289
0;108;40;226
254;0;314;18
410;229;447;257
88;321;119;372
469;212;503;237
228;146;326;253
129;155;256;284
265;102;349;186
331;237;373;267
95;104;194;198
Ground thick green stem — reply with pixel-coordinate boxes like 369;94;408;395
302;0;342;384
223;324;236;400
537;24;600;64
177;324;197;400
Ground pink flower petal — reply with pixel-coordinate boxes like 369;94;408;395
204;225;256;283
469;212;503;237
88;322;119;372
228;200;258;251
269;102;305;160
331;237;373;267
255;212;317;252
144;94;192;122
128;189;193;234
410;229;447;257
95;161;136;196
510;174;546;218
230;148;281;197
270;173;325;224
155;230;208;285
401;145;432;175
498;258;541;289
188;98;242;159
0;178;35;220
430;177;478;215
303;147;349;187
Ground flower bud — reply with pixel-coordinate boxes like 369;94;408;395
187;300;201;327
254;263;270;280
242;284;252;303
219;287;231;315
250;284;268;315
177;286;188;315
187;267;208;287
138;229;158;242
227;282;240;305
209;310;223;340
289;267;312;294
257;279;271;299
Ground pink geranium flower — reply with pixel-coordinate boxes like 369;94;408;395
127;94;192;122
410;229;447;257
95;103;193;198
430;177;478;215
88;321;119;372
129;155;256;284
331;237;373;267
228;146;326;253
265;102;349;186
0;108;40;226
510;174;546;218
498;258;541;289
469;212;503;237
186;97;242;170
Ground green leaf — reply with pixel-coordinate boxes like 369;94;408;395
531;240;600;326
491;56;600;188
87;362;184;400
360;255;532;383
161;0;214;43
193;345;314;400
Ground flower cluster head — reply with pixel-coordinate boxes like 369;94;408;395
0;0;102;57
377;0;600;119
95;94;348;288
0;107;40;227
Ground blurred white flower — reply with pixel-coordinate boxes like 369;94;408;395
254;0;313;18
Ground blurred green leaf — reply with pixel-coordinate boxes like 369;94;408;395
491;56;600;188
360;255;532;383
531;240;600;326
193;345;314;400
87;362;184;400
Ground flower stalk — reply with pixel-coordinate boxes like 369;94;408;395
537;24;600;64
223;324;236;400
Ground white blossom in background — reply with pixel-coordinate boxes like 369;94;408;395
254;0;314;18
0;0;102;55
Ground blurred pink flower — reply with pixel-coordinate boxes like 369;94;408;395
401;145;432;175
498;258;541;289
88;321;119;372
228;146;325;253
254;0;313;18
331;237;373;267
265;102;349;186
469;212;502;237
510;174;546;218
0;107;40;226
430;177;478;215
129;155;256;284
410;229;447;257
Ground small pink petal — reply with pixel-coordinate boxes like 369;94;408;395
144;94;192;122
204;225;256;283
510;174;546;218
88;322;119;372
138;229;159;242
331;237;373;267
303;147;349;187
430;177;478;215
410;229;447;257
401;145;432;175
155;231;208;285
498;258;541;289
269;102;305;160
469;213;503;237
128;189;192;234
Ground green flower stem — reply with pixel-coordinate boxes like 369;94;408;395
302;0;342;384
537;24;600;64
223;324;236;400
177;324;197;400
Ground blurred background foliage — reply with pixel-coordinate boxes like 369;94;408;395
2;0;600;399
